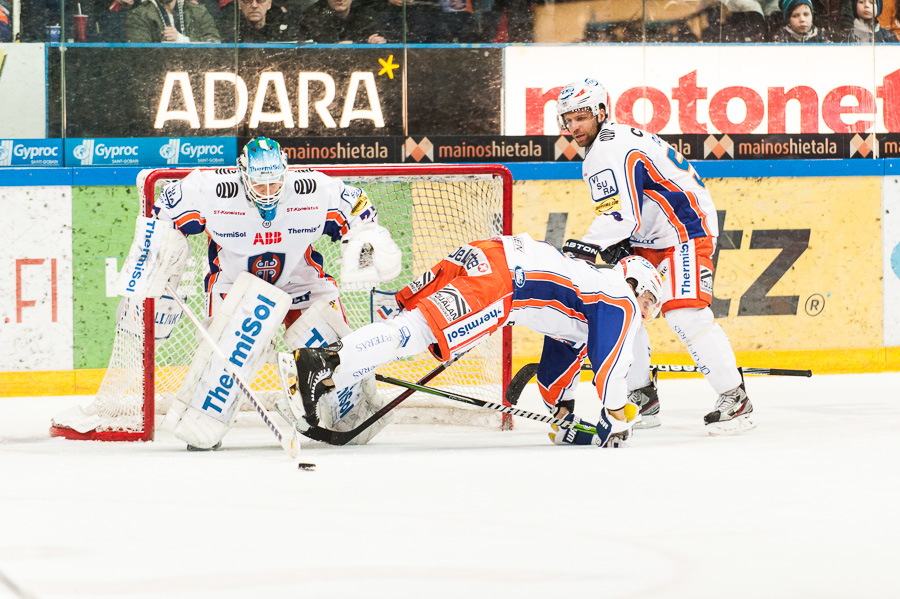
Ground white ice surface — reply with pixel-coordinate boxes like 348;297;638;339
1;372;899;599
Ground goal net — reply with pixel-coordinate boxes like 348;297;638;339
50;164;513;442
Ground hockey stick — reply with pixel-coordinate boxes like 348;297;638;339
301;349;471;446
505;362;812;406
376;374;599;435
165;285;301;460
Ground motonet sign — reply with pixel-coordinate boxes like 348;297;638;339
505;45;900;136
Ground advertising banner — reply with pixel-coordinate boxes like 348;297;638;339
274;136;400;164
400;136;550;163
884;177;900;346
51;47;501;138
0;139;64;167
65;137;236;167
0;44;47;138
0;186;73;371
505;45;900;151
71;186;138;369
512;176;883;357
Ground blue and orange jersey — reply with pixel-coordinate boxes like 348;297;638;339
580;122;717;251
500;233;640;410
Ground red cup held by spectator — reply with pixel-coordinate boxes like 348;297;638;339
73;14;89;42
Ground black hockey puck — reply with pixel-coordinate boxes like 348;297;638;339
297;462;317;471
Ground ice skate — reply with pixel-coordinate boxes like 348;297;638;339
276;344;341;429
704;383;755;435
628;368;660;429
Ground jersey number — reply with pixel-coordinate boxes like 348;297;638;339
666;147;705;188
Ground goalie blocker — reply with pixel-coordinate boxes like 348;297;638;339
114;216;191;300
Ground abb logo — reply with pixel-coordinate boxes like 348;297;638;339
253;232;282;245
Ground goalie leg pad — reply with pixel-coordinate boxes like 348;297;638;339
326;380;393;445
256;298;350;382
162;272;291;449
283;299;351;348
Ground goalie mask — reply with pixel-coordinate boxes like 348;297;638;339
238;137;288;222
614;256;663;322
556;78;611;132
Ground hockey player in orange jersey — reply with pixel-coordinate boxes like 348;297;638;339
282;232;665;448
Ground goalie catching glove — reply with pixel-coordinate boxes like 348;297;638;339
340;223;402;288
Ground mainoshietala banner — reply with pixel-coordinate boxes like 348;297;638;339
64;137;237;167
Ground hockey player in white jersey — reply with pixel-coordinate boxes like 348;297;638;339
556;77;754;435
280;233;665;448
118;137;402;449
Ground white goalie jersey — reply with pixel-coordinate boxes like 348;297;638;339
153;167;379;309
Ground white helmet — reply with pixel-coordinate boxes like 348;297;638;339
614;256;663;321
238;136;288;222
556;78;611;131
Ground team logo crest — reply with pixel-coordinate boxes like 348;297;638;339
159;183;183;209
514;266;526;288
248;252;286;284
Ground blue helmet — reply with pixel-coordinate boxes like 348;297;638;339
238;137;287;222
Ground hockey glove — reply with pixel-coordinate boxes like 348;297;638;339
599;239;634;266
549;413;600;446
340;223;402;288
562;239;600;264
595;404;639;448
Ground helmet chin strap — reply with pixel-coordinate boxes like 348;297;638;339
255;201;278;222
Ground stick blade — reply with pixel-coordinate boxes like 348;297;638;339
505;363;540;405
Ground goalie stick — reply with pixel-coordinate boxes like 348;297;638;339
505;362;812;406
375;374;600;434
164;285;302;460
300;349;471;446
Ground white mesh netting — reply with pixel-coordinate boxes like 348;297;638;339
51;166;511;441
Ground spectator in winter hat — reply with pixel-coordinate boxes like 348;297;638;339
844;0;899;42
773;0;830;41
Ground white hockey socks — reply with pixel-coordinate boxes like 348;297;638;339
665;307;742;394
331;308;434;390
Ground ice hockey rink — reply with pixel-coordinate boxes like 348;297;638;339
1;371;898;599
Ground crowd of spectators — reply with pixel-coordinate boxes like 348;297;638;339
583;0;898;44
9;0;529;42
6;0;900;44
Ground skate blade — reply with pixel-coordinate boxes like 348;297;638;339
634;414;661;429
706;414;756;436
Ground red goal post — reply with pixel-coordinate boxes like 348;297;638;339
50;163;514;442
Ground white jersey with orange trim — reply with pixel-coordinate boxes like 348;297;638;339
499;233;641;409
580;123;718;251
152;167;377;308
